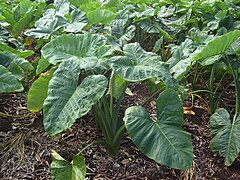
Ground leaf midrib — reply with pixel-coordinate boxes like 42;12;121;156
154;122;188;165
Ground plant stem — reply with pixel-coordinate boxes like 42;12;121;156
142;87;165;106
192;62;199;91
191;89;230;112
78;140;107;155
209;64;216;114
214;71;227;94
226;56;240;114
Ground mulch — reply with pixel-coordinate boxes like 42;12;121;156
1;84;240;179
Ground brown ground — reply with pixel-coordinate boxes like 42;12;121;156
0;84;240;179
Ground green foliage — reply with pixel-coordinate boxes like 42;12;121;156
210;108;240;166
27;69;54;112
87;8;116;25
0;43;34;58
2;0;240;177
41;33;107;66
192;30;240;62
124;89;193;170
0;65;23;93
111;42;175;87
0;52;33;93
43;60;108;135
51;150;86;180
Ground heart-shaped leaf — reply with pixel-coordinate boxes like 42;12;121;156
0;65;23;93
192;30;240;61
51;150;86;180
124;88;193;170
111;42;176;87
43;60;108;135
41;33;108;69
210;108;240;166
87;8;116;25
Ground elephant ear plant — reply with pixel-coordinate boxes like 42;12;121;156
192;30;240;166
0;52;34;93
27;33;193;178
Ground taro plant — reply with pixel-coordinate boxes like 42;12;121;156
191;30;240;166
27;32;193;177
124;88;193;170
0;51;33;93
0;0;48;37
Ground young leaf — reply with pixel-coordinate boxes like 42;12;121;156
36;57;51;75
0;65;23;93
124;89;193;170
27;69;54;112
43;60;108;135
192;30;240;61
51;150;86;180
110;73;127;99
210;108;240;166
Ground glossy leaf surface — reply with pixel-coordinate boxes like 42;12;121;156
43;60;108;135
0;65;23;93
51;150;86;180
27;70;54;112
192;30;240;61
111;43;175;87
124;89;193;170
210;108;240;166
41;33;107;68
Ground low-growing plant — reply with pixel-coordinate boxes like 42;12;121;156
27;32;193;178
2;0;240;179
0;51;33;93
191;30;240;166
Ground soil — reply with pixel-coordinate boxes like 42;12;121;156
1;84;240;180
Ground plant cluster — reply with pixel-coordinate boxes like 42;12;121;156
0;0;240;179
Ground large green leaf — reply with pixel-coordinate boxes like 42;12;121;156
0;43;34;58
41;33;107;68
111;42;175;87
124;89;193;170
0;65;23;93
64;10;88;33
43;60;108;135
192;30;240;61
1;52;34;71
27;69;54;112
168;39;196;79
210;108;240;166
24;9;67;39
12;9;35;36
87;8;116;25
51;150;86;180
